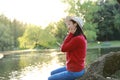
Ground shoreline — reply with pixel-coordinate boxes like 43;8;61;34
0;49;60;59
0;46;120;59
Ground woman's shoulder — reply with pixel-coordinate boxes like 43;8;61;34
74;34;85;39
73;35;86;42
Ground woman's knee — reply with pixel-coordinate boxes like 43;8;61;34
48;76;53;80
50;66;66;75
51;70;56;75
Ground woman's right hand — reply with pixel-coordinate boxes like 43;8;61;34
68;27;76;34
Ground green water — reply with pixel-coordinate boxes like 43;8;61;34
0;47;119;80
0;51;65;80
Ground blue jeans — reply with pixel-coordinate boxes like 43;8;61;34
48;66;85;80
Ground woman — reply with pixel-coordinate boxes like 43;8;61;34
48;16;87;80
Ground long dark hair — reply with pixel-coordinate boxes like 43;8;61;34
70;20;87;39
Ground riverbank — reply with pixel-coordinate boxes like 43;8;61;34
0;49;59;60
0;40;120;59
87;41;120;49
0;49;59;55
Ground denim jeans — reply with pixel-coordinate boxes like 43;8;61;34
48;66;85;80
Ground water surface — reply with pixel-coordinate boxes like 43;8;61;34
0;47;119;80
0;51;65;80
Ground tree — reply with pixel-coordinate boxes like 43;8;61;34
61;0;99;41
0;23;12;51
52;20;67;44
0;14;26;50
18;25;42;48
39;28;57;48
94;0;120;41
19;25;57;49
0;15;13;51
10;19;25;48
45;20;67;47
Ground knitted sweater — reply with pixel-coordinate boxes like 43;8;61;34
61;33;87;72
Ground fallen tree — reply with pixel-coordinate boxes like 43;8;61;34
77;51;120;80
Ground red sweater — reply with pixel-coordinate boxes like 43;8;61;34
61;33;87;72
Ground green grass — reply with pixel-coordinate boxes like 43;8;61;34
109;41;120;47
87;40;120;49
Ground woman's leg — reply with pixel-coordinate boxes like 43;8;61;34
48;70;74;80
50;66;66;75
48;69;85;80
70;69;85;78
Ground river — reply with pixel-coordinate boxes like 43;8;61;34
0;46;119;80
0;51;65;80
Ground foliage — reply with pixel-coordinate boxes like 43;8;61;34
51;19;67;44
0;23;12;50
0;15;25;51
62;0;99;41
62;0;120;41
1;0;120;50
45;20;67;47
11;19;25;47
94;0;120;41
18;25;57;49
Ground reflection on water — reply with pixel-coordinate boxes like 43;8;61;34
1;47;119;80
0;51;65;80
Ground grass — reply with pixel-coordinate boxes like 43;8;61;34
109;41;120;47
87;40;120;49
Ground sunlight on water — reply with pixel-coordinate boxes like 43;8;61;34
8;52;63;80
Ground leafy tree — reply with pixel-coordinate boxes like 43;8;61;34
0;23;12;51
0;15;13;51
19;25;56;49
0;14;26;50
61;0;99;41
45;20;67;47
94;0;120;41
53;20;67;44
39;28;57;48
18;25;42;48
10;19;25;48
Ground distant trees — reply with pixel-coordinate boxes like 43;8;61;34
117;0;120;4
62;0;99;41
62;0;120;41
0;0;120;51
0;15;25;51
19;25;57;49
49;20;67;44
94;0;120;41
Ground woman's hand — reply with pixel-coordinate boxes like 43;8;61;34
68;27;77;34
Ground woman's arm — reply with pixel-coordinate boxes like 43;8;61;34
61;36;80;52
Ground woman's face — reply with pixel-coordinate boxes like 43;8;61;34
66;20;77;33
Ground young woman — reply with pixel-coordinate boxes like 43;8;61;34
48;16;87;80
